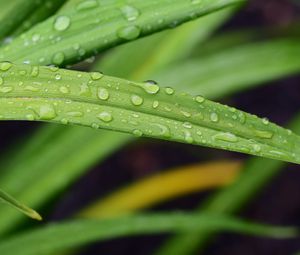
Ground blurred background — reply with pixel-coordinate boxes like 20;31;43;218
1;0;300;254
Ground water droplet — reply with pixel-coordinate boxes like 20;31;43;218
90;72;103;80
67;111;83;117
25;86;40;92
0;61;12;71
30;66;39;77
165;87;174;95
76;0;98;11
52;52;65;65
25;114;35;121
55;74;62;80
184;131;194;144
183;122;192;129
54;16;71;31
131;94;143;106
152;100;159;109
0;86;13;93
191;0;201;4
40;105;56;120
262;118;269;125
98;87;109;100
152;123;171;138
133;129;143;137
254;130;273;139
32;33;40;42
117;25;141;40
252;144;261;152
210;112;219;122
120;5;140;21
60;118;68;125
98;111;113;122
195;95;205;103
214;132;238;143
59;86;69;94
142;80;160;94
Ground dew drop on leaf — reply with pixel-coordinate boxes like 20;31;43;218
98;112;113;122
90;72;103;81
0;61;12;71
98;87;109;100
131;94;143;106
0;86;13;93
152;100;159;108
214;132;238;143
133;129;143;137
52;52;65;65
165;87;174;95
120;5;140;21
142;80;160;94
195;95;205;103
76;0;98;11
54;16;71;31
210;112;219;122
117;25;141;40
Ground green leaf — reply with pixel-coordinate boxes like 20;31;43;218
154;38;300;98
0;189;41;221
0;1;43;41
10;0;68;37
0;213;296;255
0;0;244;65
155;114;300;255
0;63;299;164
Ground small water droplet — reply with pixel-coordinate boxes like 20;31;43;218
262;118;269;125
52;52;65;65
98;111;113;122
131;94;143;106
184;131;194;144
26;114;35;121
25;86;40;92
195;95;205;103
183;122;192;129
117;25;141;40
59;86;69;94
67;111;84;117
32;33;41;42
210;112;219;122
76;0;98;11
54;16;71;31
133;129;143;137
60;118;69;125
254;130;273;139
30;66;39;77
252;144;261;152
214;132;238;143
165;87;174;95
152;100;159;109
120;5;140;21
55;74;62;80
98;87;109;100
90;72;103;80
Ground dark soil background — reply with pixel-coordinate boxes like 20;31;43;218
1;0;300;254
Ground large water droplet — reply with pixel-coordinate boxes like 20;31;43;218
131;94;143;106
117;25;141;40
254;130;273;139
142;80;160;94
98;87;109;100
54;16;71;31
98;111;113;122
120;5;140;21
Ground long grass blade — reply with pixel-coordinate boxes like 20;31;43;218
0;63;299;164
0;213;296;255
0;189;41;221
155;114;300;255
0;0;244;65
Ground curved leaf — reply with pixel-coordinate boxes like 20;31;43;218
0;213;296;255
80;161;241;218
0;63;299;163
0;0;244;65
